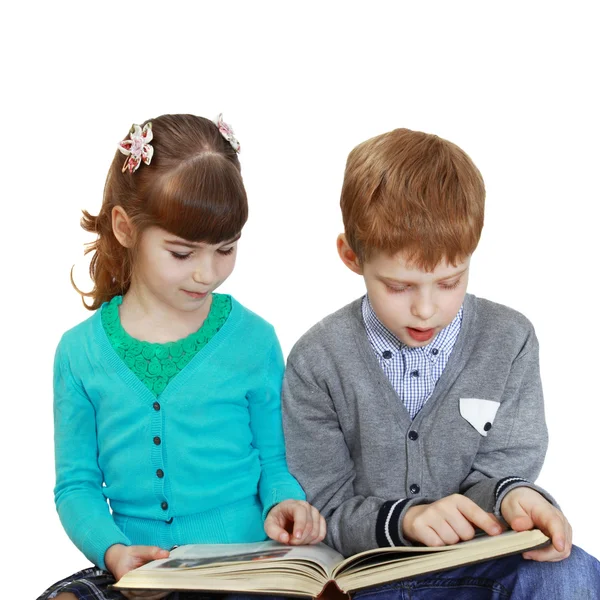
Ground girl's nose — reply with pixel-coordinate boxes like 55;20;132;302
192;260;214;285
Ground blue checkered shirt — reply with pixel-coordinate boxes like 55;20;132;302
362;296;463;419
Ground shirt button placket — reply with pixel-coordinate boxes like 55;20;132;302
403;353;419;418
151;399;169;520
405;425;422;498
404;350;422;497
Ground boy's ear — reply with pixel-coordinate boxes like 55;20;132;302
112;206;135;248
337;234;363;275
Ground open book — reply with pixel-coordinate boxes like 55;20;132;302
113;529;548;598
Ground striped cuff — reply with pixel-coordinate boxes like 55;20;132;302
493;476;559;518
494;476;529;506
376;499;411;547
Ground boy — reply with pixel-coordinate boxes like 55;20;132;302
282;129;600;598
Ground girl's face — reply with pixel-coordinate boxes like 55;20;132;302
131;226;238;313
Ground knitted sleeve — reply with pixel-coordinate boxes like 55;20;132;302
53;341;131;570
459;329;557;515
247;329;306;520
282;353;431;556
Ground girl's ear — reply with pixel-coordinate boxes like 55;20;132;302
112;206;135;248
337;234;363;275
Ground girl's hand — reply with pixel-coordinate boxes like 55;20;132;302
501;487;572;562
402;494;503;546
264;499;326;545
104;543;171;600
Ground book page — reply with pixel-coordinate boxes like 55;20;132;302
335;529;549;591
115;541;345;597
138;540;344;576
333;529;548;578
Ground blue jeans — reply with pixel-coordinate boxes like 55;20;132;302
349;545;600;600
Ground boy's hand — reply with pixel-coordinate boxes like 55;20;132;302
501;487;572;562
265;499;326;545
403;494;503;546
105;543;171;599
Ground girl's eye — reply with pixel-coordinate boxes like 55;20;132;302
440;279;461;290
170;252;191;260
218;247;235;256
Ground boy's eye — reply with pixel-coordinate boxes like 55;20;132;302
439;279;461;290
170;251;191;260
386;285;408;294
217;246;235;256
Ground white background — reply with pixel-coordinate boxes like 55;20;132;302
2;1;599;596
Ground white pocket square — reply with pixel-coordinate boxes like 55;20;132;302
459;398;500;436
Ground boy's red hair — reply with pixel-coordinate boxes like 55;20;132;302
340;128;485;270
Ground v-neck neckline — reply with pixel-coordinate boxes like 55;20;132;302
95;295;242;403
350;293;479;427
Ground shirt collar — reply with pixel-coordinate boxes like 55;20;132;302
361;295;463;362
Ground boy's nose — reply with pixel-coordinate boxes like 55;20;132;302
411;293;436;321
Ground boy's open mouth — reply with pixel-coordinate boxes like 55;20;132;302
406;327;435;342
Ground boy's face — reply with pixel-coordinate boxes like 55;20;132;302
338;236;469;347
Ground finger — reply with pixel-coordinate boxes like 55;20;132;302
132;545;170;561
315;511;327;544
419;525;447;547
430;519;461;546
501;497;535;532
291;504;309;543
444;512;476;542
510;511;536;532
493;515;509;532
305;506;322;544
457;499;503;536
439;502;492;541
531;506;566;552
310;514;327;545
264;515;290;544
523;543;570;562
566;520;573;555
407;514;448;547
312;508;325;543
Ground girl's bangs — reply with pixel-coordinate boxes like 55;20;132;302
147;157;248;243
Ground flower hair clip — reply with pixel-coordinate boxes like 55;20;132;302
213;114;240;153
118;122;154;173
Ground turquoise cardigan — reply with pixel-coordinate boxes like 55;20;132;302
53;296;305;569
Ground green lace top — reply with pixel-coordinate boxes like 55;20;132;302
101;294;232;396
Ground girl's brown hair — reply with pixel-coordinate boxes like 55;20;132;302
340;128;485;270
76;114;247;310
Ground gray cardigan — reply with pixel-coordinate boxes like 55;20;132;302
282;293;553;557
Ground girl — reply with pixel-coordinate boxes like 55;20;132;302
38;114;325;600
